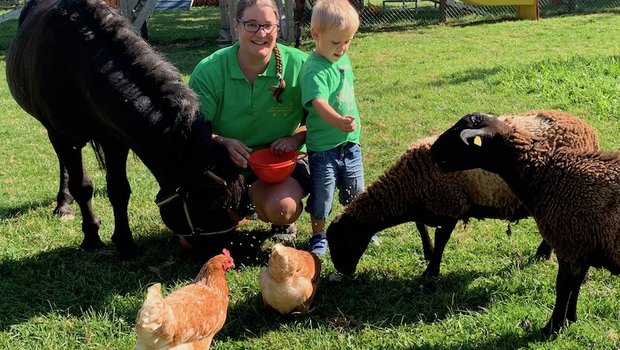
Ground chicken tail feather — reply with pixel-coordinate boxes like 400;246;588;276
136;283;171;348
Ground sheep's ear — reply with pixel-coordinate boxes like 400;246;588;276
459;129;492;146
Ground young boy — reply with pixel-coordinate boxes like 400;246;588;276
300;0;366;256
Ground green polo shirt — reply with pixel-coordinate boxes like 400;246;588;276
301;52;360;152
189;43;308;150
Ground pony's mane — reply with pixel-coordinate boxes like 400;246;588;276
85;0;199;133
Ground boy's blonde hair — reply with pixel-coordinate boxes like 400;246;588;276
311;0;360;34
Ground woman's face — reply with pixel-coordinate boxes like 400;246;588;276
236;4;279;62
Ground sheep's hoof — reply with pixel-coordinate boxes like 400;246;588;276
541;320;563;336
421;267;439;278
533;240;552;260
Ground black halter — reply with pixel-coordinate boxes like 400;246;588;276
155;187;235;236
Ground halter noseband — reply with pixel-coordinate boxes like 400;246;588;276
155;187;235;236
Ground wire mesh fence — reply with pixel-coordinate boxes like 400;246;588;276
299;0;620;27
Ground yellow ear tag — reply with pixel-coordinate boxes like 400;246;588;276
473;136;482;147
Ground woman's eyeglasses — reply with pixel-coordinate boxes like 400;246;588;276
237;20;279;34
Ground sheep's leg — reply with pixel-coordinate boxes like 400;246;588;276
421;221;457;278
415;222;434;261
566;266;588;322
533;239;552;260
543;259;583;335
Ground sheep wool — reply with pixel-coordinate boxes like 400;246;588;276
430;110;617;334
327;110;599;278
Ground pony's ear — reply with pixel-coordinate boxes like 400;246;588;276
206;170;227;187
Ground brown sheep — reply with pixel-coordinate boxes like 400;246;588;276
328;110;600;277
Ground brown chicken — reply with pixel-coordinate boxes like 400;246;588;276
259;243;321;315
135;249;235;350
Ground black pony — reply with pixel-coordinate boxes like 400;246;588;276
6;0;244;259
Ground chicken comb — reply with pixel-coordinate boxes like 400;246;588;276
222;248;232;259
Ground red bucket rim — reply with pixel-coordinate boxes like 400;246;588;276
248;149;307;168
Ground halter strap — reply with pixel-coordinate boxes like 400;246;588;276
155;188;235;236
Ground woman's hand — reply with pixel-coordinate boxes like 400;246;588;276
270;135;302;156
218;136;252;168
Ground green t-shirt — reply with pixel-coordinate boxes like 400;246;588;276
300;52;361;152
189;43;308;150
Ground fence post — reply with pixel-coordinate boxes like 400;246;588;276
284;0;295;44
229;0;238;42
218;0;232;42
439;0;446;22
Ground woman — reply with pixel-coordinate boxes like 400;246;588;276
189;0;309;242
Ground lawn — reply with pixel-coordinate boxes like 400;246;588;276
1;6;620;350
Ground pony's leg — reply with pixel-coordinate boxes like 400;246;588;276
421;221;457;278
48;131;103;250
53;158;75;219
415;222;434;261
99;141;136;259
543;259;585;334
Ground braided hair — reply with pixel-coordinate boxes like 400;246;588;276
271;45;286;103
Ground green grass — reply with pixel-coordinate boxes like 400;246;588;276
2;6;620;350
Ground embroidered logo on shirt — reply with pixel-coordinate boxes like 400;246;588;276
336;64;355;111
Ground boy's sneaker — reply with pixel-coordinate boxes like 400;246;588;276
309;232;328;256
270;224;297;243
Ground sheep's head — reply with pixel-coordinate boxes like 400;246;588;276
327;214;374;275
431;112;511;173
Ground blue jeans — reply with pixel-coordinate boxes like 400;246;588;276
306;142;365;220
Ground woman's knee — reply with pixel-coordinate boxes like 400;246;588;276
257;196;301;224
249;178;305;224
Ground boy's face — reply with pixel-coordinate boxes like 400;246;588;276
312;27;356;63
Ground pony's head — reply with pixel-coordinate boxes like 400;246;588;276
156;119;246;237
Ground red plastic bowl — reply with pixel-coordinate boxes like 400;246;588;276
248;149;306;184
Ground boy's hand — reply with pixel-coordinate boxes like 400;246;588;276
338;115;357;133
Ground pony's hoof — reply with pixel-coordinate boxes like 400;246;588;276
53;205;75;220
80;236;105;251
115;241;138;260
